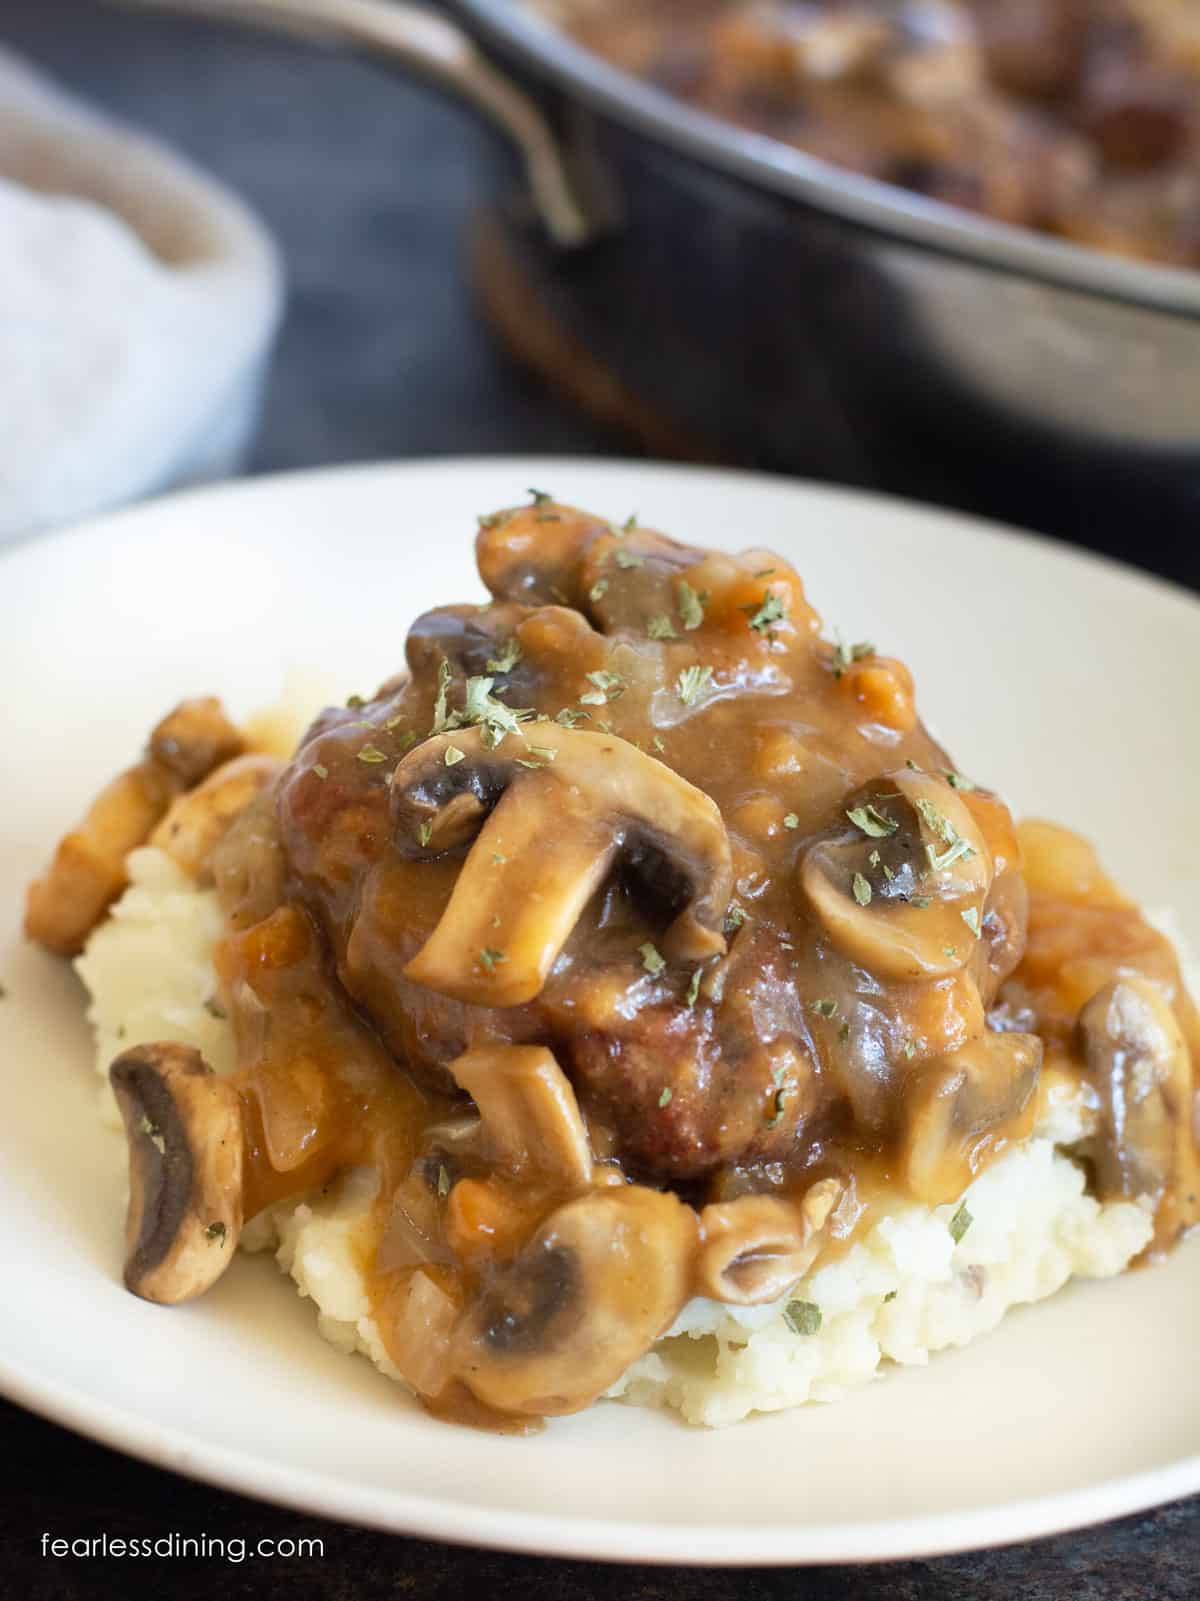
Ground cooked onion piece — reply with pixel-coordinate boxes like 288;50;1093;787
150;753;282;881
25;697;244;955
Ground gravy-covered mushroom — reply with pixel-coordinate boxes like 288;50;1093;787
1078;977;1197;1210
109;1043;244;1304
801;768;993;982
455;1185;696;1415
391;723;732;1006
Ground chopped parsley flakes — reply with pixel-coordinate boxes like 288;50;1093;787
485;638;522;674
677;581;706;631
580;668;625;706
658;1087;673;1109
743;591;787;634
846;802;898;838
852;872;873;906
647;613;678;640
831;637;875;677
479;947;507;971
675;664;713;706
639;942;666;977
783;1300;822;1336
948;1202;973;1244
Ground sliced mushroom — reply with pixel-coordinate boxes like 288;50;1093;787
903;1031;1042;1203
695;1178;842;1305
391;724;732;1006
449;1044;593;1188
109;1042;244;1304
25;695;245;955
149;754;281;880
800;768;992;980
1078;976;1192;1202
455;1184;697;1415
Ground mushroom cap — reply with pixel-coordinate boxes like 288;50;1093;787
455;1184;697;1415
903;1030;1043;1203
801;769;993;981
1078;976;1193;1204
695;1179;842;1305
109;1042;244;1304
391;723;733;1007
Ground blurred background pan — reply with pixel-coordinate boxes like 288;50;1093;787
126;0;1200;584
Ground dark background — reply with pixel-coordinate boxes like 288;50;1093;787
3;2;1198;1595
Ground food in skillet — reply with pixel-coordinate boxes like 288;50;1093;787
27;496;1200;1429
548;0;1200;268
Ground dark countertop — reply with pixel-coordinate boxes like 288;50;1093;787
3;3;1198;1596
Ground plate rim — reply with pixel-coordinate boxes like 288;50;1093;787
3;456;1197;1565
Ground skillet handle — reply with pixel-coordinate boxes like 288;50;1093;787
113;0;593;246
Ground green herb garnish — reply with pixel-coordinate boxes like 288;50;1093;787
944;769;976;791
527;487;552;505
205;1221;227;1246
639;942;666;977
647;613;678;640
852;873;873;906
685;967;705;1008
846;803;898;838
479;947;507;971
580;668;625;706
615;548;645;570
783;812;800;830
356;744;388;765
312;763;328;780
831;637;875;677
743;591;787;634
418;820;434;847
677;581;705;631
915;797;977;872
948;1202;973;1244
675;664;713;706
658;1087;673;1109
486;638;522;674
961;906;981;937
810;998;838;1018
589;579;609;603
783;1300;822;1336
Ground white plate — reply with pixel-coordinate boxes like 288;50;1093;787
1;459;1198;1565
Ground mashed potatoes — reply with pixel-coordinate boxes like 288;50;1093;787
78;846;1156;1427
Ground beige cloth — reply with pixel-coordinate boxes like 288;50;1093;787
0;48;283;543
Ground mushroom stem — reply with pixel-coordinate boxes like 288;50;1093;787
449;1043;594;1187
406;777;615;1007
393;724;732;1007
109;1043;244;1304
